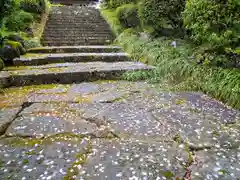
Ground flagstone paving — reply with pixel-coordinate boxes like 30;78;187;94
0;81;239;179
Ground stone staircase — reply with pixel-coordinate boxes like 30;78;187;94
0;2;240;180
0;4;153;87
42;5;114;46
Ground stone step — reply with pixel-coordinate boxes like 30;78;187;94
42;34;113;38
41;40;112;46
48;13;104;18
50;5;98;12
41;40;113;45
43;29;112;34
51;0;98;5
44;26;111;31
42;38;113;42
46;20;108;24
42;33;113;38
14;53;129;66
28;46;122;54
43;29;112;33
6;62;154;86
45;23;110;28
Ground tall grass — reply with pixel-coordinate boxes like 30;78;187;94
101;9;240;109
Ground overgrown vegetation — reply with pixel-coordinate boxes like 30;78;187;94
139;0;185;36
0;0;50;69
100;0;240;109
116;4;140;29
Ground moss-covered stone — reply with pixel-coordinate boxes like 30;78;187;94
0;58;5;70
6;40;26;55
6;34;25;47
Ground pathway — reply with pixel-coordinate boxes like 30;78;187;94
0;1;239;180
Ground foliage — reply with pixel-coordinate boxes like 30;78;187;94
138;0;185;36
4;10;34;32
24;37;41;49
101;0;137;9
183;0;240;49
20;0;46;14
117;31;240;108
116;4;140;28
101;9;124;36
0;0;20;24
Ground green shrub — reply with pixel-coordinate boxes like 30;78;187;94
20;0;46;14
24;37;41;49
102;0;136;9
139;0;185;36
101;9;124;35
116;4;140;28
183;0;240;49
0;0;20;24
4;10;34;32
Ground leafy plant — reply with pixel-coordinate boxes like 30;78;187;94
0;0;20;26
116;4;140;28
4;10;34;32
101;0;137;9
24;37;41;49
138;0;186;36
20;0;46;14
183;0;240;49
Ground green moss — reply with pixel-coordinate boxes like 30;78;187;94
5;40;22;48
184;144;194;168
22;53;46;58
160;170;175;179
175;98;186;105
0;84;70;108
173;134;183;144
212;129;220;137
0;58;5;70
64;139;92;180
4;66;32;71
2;133;88;148
23;159;29;164
188;108;201;113
101;9;124;36
0;159;4;168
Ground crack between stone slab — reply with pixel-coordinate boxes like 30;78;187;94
1;130;120;141
0;102;33;136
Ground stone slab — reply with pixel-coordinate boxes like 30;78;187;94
5;113;98;138
0;107;21;134
0;136;90;180
28;45;122;54
8;62;154;86
14;53;129;66
91;90;129;103
78;139;189;179
190;147;240;180
26;93;76;103
78;102;173;141
68;82;102;95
